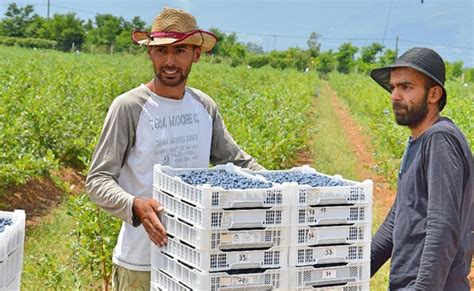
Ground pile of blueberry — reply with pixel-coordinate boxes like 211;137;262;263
0;217;13;233
260;172;350;187
178;170;273;189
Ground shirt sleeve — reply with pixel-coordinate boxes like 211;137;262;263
85;97;138;225
209;107;264;171
414;132;467;290
371;203;395;276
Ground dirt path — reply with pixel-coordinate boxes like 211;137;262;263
0;168;85;227
324;83;395;217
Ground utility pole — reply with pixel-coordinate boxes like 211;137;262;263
272;35;276;51
47;0;50;20
395;35;399;58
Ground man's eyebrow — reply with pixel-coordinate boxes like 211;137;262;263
389;81;413;87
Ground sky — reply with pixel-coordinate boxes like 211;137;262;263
1;0;473;66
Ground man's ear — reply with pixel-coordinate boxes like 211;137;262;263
193;46;202;63
428;85;443;106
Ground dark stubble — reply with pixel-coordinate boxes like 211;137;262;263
392;90;429;126
154;54;194;87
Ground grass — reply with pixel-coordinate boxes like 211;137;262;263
308;83;358;179
21;197;100;290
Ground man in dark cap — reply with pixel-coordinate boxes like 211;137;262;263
370;47;473;290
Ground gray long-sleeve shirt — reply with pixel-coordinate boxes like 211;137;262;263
86;85;263;270
371;117;473;290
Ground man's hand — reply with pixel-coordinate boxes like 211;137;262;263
133;197;167;247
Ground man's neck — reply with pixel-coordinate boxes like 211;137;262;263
410;111;440;140
146;79;186;100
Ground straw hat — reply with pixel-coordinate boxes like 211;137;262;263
131;7;217;52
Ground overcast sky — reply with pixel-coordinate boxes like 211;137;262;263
1;0;473;66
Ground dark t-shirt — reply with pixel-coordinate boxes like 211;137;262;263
371;117;473;290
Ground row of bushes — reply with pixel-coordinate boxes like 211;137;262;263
0;36;57;49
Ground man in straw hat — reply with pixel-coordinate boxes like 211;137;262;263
370;47;473;290
86;7;263;290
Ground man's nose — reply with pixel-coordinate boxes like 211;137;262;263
390;88;402;102
164;53;176;66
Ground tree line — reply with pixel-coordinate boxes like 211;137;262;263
0;3;471;80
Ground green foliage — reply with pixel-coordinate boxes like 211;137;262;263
38;13;85;51
0;45;317;189
379;49;396;66
0;3;35;37
67;194;121;289
307;32;321;57
336;42;358;74
0;36;57;48
315;50;337;77
329;72;474;185
445;60;464;80
360;43;384;64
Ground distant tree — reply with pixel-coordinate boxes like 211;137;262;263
38;13;85;51
0;3;36;37
379;48;396;66
307;32;321;57
446;61;464;80
245;42;264;54
336;42;358;74
315;50;337;76
130;16;146;30
360;42;384;64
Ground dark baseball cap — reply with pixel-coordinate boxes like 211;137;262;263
370;47;447;111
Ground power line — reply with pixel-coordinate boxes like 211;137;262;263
398;38;474;50
382;0;394;45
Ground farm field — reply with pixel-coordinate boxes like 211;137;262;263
1;45;472;289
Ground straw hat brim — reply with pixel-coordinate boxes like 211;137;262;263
131;30;217;52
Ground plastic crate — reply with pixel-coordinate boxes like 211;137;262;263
156;237;287;272
152;250;288;290
247;166;373;206
290;223;371;246
0;210;25;291
289;242;370;267
155;190;289;230
151;271;191;291
289;262;370;289
154;164;293;210
161;212;290;251
290;280;370;291
291;204;371;226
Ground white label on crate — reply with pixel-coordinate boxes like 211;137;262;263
324;247;336;256
220;233;233;243
236;233;261;243
321;269;337;279
221;233;261;244
233;275;259;285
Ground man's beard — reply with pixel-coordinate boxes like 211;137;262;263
392;91;429;126
155;65;190;87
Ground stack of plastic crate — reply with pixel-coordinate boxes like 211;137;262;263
0;210;26;291
152;164;372;291
152;164;291;290
254;166;372;291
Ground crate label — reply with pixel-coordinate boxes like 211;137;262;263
233;274;259;285
321;269;337;279
324;247;336;256
222;233;261;244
